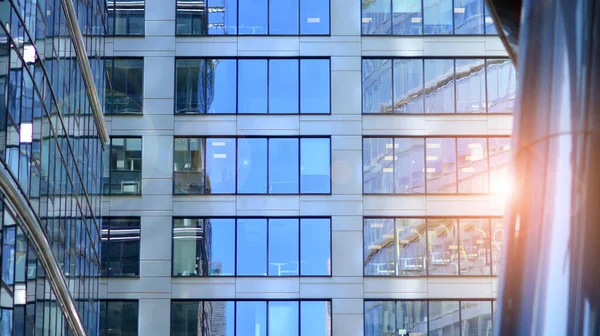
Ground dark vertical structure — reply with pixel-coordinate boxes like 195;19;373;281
487;0;600;334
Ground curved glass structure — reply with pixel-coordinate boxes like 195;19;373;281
0;0;106;334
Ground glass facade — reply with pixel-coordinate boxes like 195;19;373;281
176;0;330;35
99;300;139;335
362;58;516;114
101;217;141;277
362;0;497;35
173;217;331;276
107;0;145;35
171;300;332;335
364;217;503;276
104;58;144;115
0;0;106;334
103;137;142;195
363;136;511;194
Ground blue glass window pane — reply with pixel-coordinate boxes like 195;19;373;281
2;227;15;285
362;59;392;113
392;0;422;35
426;138;457;193
393;59;424;113
239;0;268;34
425;59;455;113
300;59;330;114
237;138;268;193
364;301;396;335
300;0;330;34
269;302;299;336
209;219;236;275
487;59;516;113
237;219;267;275
237;302;266;336
300;218;331;275
362;0;391;34
238;60;268;113
207;59;237;114
363;138;394;193
364;218;396;275
301;301;331;336
454;0;484;34
206;138;236;193
268;219;299;276
424;0;453;34
0;309;13;335
484;4;497;34
300;138;330;193
269;60;299;113
455;59;486;113
397;301;428;334
269;138;299;193
270;0;299;34
209;0;238;35
457;138;488;193
394;138;425;193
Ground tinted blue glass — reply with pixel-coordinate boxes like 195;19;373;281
484;5;497;34
239;0;268;34
237;302;267;336
300;0;330;34
237;138;268;193
300;59;330;113
207;59;237;113
454;0;484;34
394;138;425;193
301;301;331;336
237;219;267;275
268;219;299;276
209;0;238;35
362;0;391;34
424;0;453;34
269;302;299;336
362;59;393;113
363;138;394;193
269;139;299;193
393;59;424;113
0;309;13;335
392;0;422;34
238;60;268;113
300;219;330;275
270;0;298;34
269;60;299;113
206;138;236;193
209;219;236;275
300;138;330;193
2;227;15;285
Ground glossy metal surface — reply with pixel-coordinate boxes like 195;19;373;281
61;0;110;145
494;0;600;334
0;163;87;336
484;0;522;64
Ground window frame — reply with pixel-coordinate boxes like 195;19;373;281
174;57;332;115
100;217;141;278
363;216;501;277
103;57;144;115
171;216;332;277
103;136;143;196
361;57;516;115
173;136;332;195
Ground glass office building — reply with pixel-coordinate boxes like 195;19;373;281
101;0;515;335
0;0;106;334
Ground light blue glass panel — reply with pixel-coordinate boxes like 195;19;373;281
393;59;424;113
300;59;330;114
454;0;484;34
208;0;238;35
363;138;394;193
424;59;455;113
239;0;268;34
301;301;331;336
268;219;299;276
269;60;299;113
237;301;267;336
269;138;299;193
363;59;393;113
300;0;329;34
206;138;236;193
237;138;267;193
269;302;299;336
362;0;392;34
238;60;268;113
424;0;453;34
270;0;298;34
237;219;267;275
300;218;330;275
425;138;457;193
455;59;486;113
392;0;422;34
207;59;237;114
300;138;330;193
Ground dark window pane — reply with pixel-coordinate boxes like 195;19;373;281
269;302;298;336
176;59;204;114
425;59;455;113
206;138;236;193
238;60;268;113
300;59;330;113
239;0;268;34
237;302;267;336
396;218;427;276
102;218;141;277
300;218;331;275
424;0;453;34
363;138;394;194
237;219;267;275
301;301;331;336
428;218;459;275
454;0;484;34
457;138;488;193
122;301;139;332
364;218;396;276
207;59;237;114
362;0;391;34
269;60;299;113
300;138;330;193
429;301;460;335
270;0;298;34
269;138;299;193
105;59;143;114
460;218;491;275
362;59;392;113
461;301;493;335
455;59;486;113
209;0;238;35
487;59;517;113
110;0;145;35
174;138;206;194
268;219;299;276
394;138;425;193
397;301;428;334
170;301;198;334
392;0;422;34
393;59;424;113
364;301;396;335
426;138;457;193
300;0;330;34
237;138;268;193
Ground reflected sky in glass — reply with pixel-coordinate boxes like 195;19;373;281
300;59;330;113
270;60;299;113
237;219;267;275
269;138;299;193
269;219;299;276
238;60;268;113
270;0;298;34
237;301;267;336
300;0;330;34
208;219;236;275
208;59;236;113
237;138;267;193
269;302;299;336
206;138;236;193
239;0;268;34
301;218;331;275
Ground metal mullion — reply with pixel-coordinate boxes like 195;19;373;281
423;136;428;194
266;301;270;336
203;138;207;194
457;218;461;275
235;138;238;193
266;218;270;276
425;218;429;276
298;218;302;276
392;137;396;193
452;0;456;34
267;59;270;114
488;218;492;275
298;59;301;113
453;59;457;114
267;0;270;35
421;0;425;33
266;138;270;194
235;60;239;113
484;59;489;113
234;218;238;276
458;299;462;334
394;218;399;276
204;59;209;114
454;137;458;193
297;138;301;193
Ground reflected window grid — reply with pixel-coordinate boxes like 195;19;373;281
107;0;146;35
103;137;143;195
100;217;141;277
104;58;144;115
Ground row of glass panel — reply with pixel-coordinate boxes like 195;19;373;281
364;217;503;276
362;0;498;35
363;58;516;114
363;137;511;194
171;300;331;336
173;218;331;276
365;300;494;336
